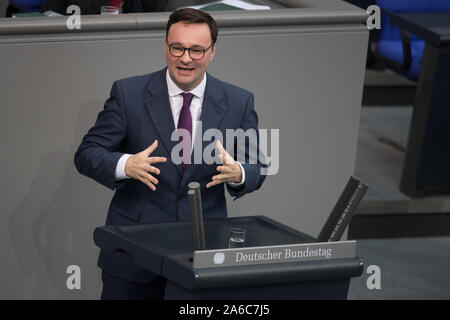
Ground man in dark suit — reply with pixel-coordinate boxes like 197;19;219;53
74;8;266;299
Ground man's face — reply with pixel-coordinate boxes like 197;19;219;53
164;22;215;91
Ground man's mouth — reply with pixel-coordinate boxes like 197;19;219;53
177;66;195;72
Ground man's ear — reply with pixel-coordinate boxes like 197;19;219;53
210;44;216;61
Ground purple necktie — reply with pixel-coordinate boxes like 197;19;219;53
178;92;194;172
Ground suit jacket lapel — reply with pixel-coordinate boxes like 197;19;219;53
144;69;183;176
181;74;226;188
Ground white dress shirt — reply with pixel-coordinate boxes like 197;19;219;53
115;70;245;187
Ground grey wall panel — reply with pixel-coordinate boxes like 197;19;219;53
1;35;166;299
0;0;7;18
0;23;367;298
217;28;368;238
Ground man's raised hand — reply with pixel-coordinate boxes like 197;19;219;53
125;140;167;191
206;140;242;188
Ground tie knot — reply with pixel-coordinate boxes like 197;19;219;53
181;92;194;107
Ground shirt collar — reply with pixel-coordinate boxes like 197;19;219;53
166;69;207;99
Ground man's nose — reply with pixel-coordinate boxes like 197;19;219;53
180;49;193;63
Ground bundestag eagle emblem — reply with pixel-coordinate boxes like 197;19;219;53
213;252;225;264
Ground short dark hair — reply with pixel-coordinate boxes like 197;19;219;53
166;8;218;45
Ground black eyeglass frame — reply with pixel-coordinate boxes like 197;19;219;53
166;40;214;60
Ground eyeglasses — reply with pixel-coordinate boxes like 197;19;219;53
167;41;213;60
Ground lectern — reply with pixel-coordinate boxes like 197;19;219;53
94;216;363;299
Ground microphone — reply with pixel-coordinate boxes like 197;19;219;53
317;176;368;242
188;182;206;251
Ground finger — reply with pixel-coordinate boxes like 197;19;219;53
148;156;167;165
219;164;234;171
140;162;160;175
138;175;156;191
216;139;225;152
216;165;231;175
145;164;160;175
207;173;227;187
143;172;159;185
224;151;235;165
206;179;224;188
143;140;158;156
216;152;228;166
216;141;228;164
212;173;228;181
219;152;226;165
138;171;158;185
220;150;234;166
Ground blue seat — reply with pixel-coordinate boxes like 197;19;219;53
374;0;450;81
9;0;47;13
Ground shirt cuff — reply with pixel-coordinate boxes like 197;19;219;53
115;154;132;181
227;162;245;187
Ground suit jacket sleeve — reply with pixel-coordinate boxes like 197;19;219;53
74;81;127;190
226;93;267;200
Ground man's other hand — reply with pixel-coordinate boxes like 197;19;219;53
206;140;242;188
125;140;167;191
